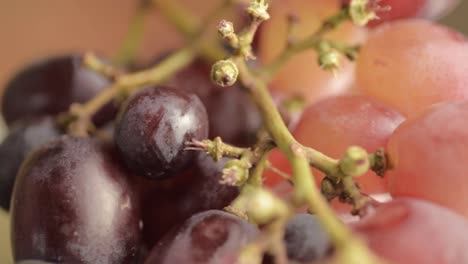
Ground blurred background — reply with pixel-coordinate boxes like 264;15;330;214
0;0;467;263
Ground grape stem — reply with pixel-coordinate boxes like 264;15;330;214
235;51;386;264
68;0;231;128
151;0;229;61
83;53;122;80
258;7;353;80
214;1;387;262
113;0;149;66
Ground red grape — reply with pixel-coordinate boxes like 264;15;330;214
420;0;461;20
0;116;60;210
387;101;468;218
11;136;141;263
2;54;116;126
266;95;404;194
114;85;208;179
356;20;468;117
144;210;258;264
352;198;468;264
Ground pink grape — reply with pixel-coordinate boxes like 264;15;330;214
356;20;468;117
387;101;468;218
283;95;402;194
421;0;461;20
352;198;468;264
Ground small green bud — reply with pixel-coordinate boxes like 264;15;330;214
217;19;235;38
221;159;250;186
247;0;270;21
243;186;288;225
211;59;239;87
318;49;341;74
339;146;370;178
348;0;389;26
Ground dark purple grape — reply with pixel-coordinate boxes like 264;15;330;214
139;153;239;247
114;85;208;179
11;136;141;263
2;54;117;126
166;58;262;147
144;210;259;264
284;214;333;263
0;116;61;210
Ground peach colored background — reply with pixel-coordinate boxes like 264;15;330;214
0;0;467;263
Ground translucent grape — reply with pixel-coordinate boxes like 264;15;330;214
387;101;468;218
266;95;403;194
356;20;468;117
352;198;468;264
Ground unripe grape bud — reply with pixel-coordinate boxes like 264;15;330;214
339;146;370;177
349;0;387;26
318;50;341;73
211;59;239;87
217;19;235;38
243;186;289;225
221;159;250;186
247;0;270;21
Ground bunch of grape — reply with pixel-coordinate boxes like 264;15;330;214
1;0;468;263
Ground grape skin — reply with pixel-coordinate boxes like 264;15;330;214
356;20;468;117
265;95;404;194
0;116;60;210
387;101;468;218
114;85;209;179
165;58;261;146
352;198;468;264
144;210;258;264
1;54;116;127
11;136;141;263
138;153;240;247
284;214;333;262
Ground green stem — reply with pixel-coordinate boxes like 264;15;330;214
235;57;385;263
114;5;148;66
152;0;200;37
153;0;227;61
80;47;196;117
301;146;339;176
259;8;350;80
